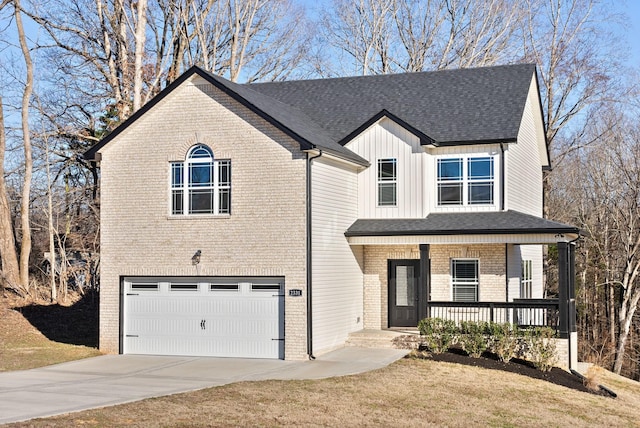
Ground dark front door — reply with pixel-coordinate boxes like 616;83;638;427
388;260;421;327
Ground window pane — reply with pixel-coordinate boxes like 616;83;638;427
438;158;462;180
219;189;230;214
171;163;183;187
189;145;213;159
189;189;214;213
453;261;478;280
378;183;396;206
468;157;493;179
395;266;415;307
378;159;396;180
469;182;494;204
218;161;230;185
190;163;213;186
172;189;184;215
453;285;477;302
438;183;462;205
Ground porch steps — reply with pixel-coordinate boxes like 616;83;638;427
346;329;419;349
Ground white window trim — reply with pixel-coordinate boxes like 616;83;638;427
377;158;397;207
170;145;231;216
435;153;498;208
450;258;479;302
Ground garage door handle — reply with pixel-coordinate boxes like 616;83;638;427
272;338;284;341
200;319;206;330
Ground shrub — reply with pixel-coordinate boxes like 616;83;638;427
418;318;457;354
458;321;488;358
523;327;558;372
487;323;520;362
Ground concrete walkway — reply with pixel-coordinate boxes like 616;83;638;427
0;347;409;424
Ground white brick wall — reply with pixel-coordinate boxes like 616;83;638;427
430;244;506;301
98;78;308;359
362;244;508;329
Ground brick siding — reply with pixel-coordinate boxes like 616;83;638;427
98;77;308;359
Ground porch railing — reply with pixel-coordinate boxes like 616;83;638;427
425;299;560;332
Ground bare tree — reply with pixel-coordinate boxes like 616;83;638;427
0;96;21;294
320;0;525;75
14;0;34;291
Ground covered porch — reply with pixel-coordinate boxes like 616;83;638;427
345;210;580;368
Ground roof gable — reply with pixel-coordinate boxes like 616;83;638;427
85;64;539;164
250;63;536;146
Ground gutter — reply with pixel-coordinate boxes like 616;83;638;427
306;149;323;360
500;143;506;211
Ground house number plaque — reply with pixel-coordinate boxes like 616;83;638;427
289;289;303;297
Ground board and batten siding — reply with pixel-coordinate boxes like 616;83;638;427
346;118;426;218
520;244;544;298
506;76;545;216
311;157;364;354
427;144;502;213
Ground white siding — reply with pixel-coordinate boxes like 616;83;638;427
311;157;364;354
506;244;521;302
520;245;544;298
346;118;426;218
506;77;545;216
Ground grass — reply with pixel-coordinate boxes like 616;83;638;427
0;299;101;372
5;357;640;427
2;296;640;427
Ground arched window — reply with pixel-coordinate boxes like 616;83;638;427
171;145;231;215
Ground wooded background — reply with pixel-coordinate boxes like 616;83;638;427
1;0;639;379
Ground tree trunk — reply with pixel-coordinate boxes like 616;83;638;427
15;0;34;290
0;97;20;290
132;0;148;112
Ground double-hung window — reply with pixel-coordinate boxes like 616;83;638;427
437;156;495;206
377;158;397;206
171;144;231;215
451;259;479;302
520;260;533;299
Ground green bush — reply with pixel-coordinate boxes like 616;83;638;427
458;321;488;358
487;323;520;362
418;318;457;354
522;327;558;372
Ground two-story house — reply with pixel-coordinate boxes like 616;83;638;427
85;64;579;368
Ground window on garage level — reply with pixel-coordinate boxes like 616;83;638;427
171;144;231;215
451;259;479;302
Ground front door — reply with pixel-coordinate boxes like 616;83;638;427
388;260;421;327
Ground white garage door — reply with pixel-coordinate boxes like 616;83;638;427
123;277;284;359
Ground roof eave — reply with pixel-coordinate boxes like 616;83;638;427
83;67;202;161
338;109;437;147
344;227;580;238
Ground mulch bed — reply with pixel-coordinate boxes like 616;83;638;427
415;348;614;397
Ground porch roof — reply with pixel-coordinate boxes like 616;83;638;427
345;210;579;244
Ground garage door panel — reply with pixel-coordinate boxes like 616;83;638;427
123;277;284;359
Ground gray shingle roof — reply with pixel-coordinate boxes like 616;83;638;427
249;63;536;145
201;72;369;165
85;64;537;164
345;210;579;237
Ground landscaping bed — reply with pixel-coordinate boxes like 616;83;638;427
412;347;611;396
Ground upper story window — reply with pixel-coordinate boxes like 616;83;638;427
437;156;494;206
171;144;231;215
377;158;397;206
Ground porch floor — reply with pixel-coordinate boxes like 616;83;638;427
346;329;419;349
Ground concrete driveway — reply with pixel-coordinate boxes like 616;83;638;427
0;347;408;424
